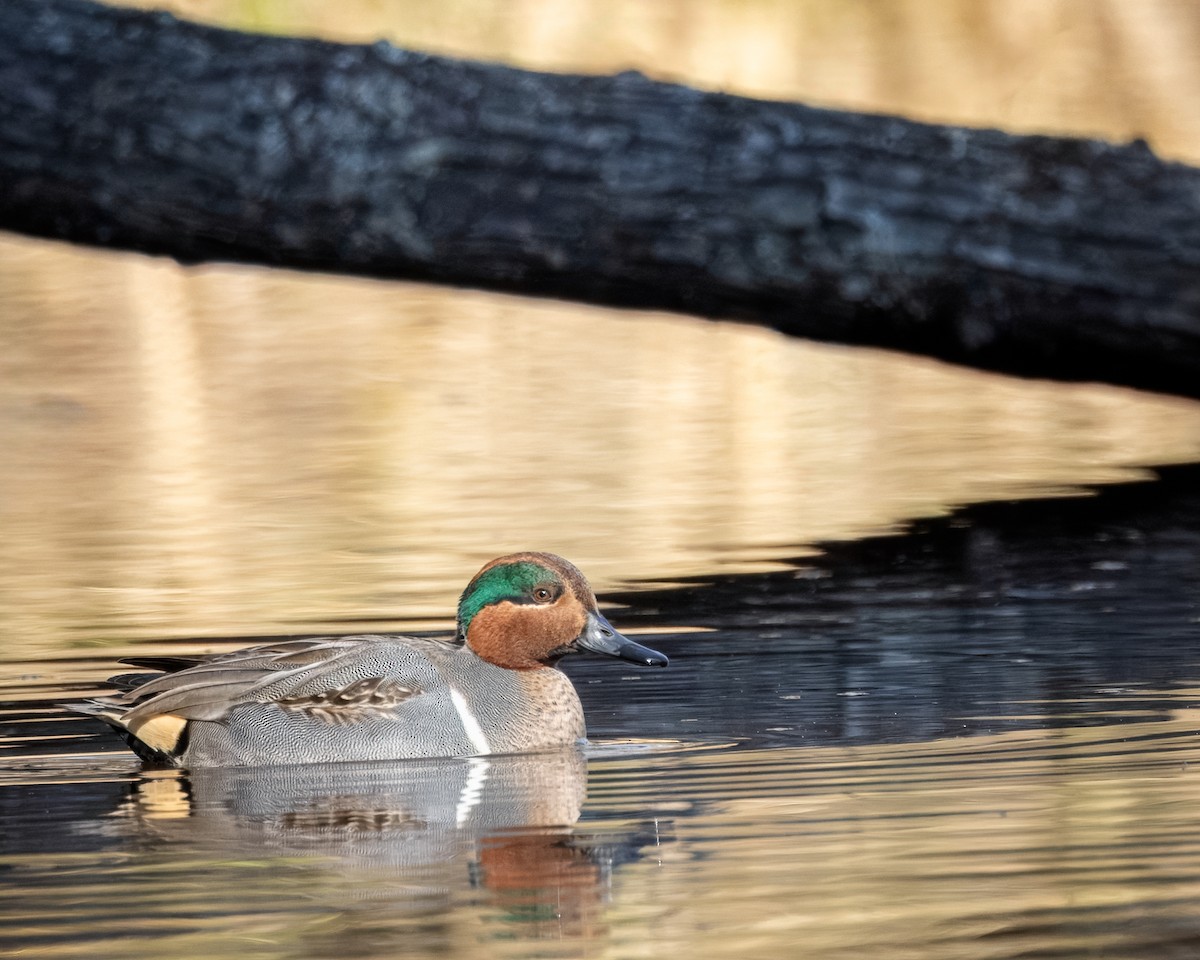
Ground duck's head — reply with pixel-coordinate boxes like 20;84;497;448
457;552;668;671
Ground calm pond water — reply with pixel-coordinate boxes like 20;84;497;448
6;1;1200;958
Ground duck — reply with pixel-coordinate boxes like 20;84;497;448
71;552;668;768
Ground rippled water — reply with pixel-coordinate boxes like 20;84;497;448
6;470;1200;958
8;721;1200;960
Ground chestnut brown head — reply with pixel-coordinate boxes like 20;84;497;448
456;552;668;671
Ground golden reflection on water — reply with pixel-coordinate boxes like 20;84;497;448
3;232;1200;656
589;712;1200;960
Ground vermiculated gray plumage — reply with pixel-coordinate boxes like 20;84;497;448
70;635;585;767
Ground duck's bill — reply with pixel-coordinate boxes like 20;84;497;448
575;610;669;667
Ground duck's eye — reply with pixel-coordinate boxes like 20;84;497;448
532;586;555;603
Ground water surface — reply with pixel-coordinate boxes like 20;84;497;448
6;471;1200;959
4;233;1200;657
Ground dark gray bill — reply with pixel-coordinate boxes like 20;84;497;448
575;610;668;667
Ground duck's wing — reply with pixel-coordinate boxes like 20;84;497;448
70;635;451;764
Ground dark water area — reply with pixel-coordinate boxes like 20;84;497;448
6;465;1200;959
580;462;1200;748
15;462;1199;764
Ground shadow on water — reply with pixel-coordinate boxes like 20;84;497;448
4;465;1200;959
582;460;1200;747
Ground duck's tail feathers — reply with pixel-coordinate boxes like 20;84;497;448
66;699;189;767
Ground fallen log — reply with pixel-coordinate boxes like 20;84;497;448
3;0;1200;398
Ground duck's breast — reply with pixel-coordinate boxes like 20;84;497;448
442;654;586;755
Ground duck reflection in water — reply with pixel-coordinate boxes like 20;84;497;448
116;748;672;943
70;553;671;942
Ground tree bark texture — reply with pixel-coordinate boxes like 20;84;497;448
3;0;1200;399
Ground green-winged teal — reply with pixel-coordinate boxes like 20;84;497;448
72;552;668;768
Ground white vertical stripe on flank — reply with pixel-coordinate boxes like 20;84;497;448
450;688;492;756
